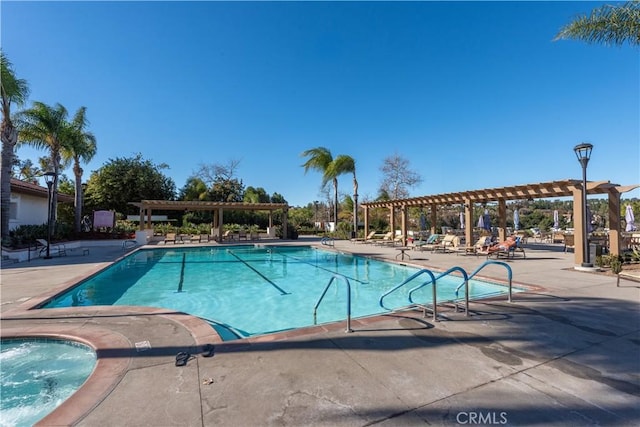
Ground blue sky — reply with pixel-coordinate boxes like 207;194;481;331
3;0;639;207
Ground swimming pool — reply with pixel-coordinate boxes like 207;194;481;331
41;246;515;339
0;338;96;427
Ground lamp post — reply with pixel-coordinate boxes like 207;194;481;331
43;171;57;259
574;143;593;268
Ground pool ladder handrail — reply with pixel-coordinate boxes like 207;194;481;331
379;269;437;311
407;267;469;321
321;236;335;247
313;274;353;333
454;260;513;302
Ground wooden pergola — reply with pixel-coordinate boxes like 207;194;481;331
129;200;289;241
361;179;639;265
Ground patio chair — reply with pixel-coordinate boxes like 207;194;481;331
164;233;177;244
563;234;575;252
433;234;458;253
351;230;376;243
455;236;492;256
367;231;392;245
483;236;519;259
378;233;405;247
36;239;67;256
414;234;442;252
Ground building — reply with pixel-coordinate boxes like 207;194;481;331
8;178;74;230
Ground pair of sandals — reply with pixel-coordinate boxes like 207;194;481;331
175;344;215;367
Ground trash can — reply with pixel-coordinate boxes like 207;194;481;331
590;244;603;260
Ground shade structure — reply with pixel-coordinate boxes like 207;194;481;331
513;209;520;230
553;210;559;230
625;205;636;232
459;212;465;229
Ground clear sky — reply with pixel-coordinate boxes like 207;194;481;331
3;0;639;207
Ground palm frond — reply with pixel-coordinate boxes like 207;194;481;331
555;1;640;47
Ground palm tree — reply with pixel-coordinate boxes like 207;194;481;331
301;147;357;231
328;155;357;234
17;102;69;225
61;107;96;233
1;52;30;239
555;1;640;47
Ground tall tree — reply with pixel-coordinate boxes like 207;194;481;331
179;177;210;201
84;154;176;215
555;1;640;47
17;102;70;225
1;52;30;239
301;147;356;228
14;158;41;182
328;155;357;233
61;106;97;232
379;154;422;200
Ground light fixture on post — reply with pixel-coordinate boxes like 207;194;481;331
43;171;57;259
574;142;593;268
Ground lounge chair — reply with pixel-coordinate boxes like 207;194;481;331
366;231;392;245
36;239;67;256
378;233;405;247
222;230;235;242
373;232;396;246
483;236;519;259
198;234;210;243
414;234;442;252
238;229;248;240
432;234;458;253
351;230;376;244
164;233;177;244
455;236;492;256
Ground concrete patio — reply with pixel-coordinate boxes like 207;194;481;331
1;237;638;426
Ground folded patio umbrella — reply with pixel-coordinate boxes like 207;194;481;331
625;205;636;232
513;209;520;231
553;210;559;230
459;212;465;229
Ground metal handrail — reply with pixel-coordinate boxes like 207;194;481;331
379;269;437;310
407;266;469;320
321;236;335;246
313;274;353;333
455;260;513;302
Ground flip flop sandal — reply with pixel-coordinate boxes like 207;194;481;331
202;344;215;358
175;351;191;367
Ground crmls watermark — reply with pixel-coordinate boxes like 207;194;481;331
456;411;508;425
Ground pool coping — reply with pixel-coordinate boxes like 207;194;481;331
1;241;551;426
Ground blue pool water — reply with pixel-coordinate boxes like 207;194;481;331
0;338;96;427
42;246;515;339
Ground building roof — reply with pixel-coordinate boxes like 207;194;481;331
10;178;74;203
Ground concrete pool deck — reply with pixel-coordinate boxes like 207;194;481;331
1;237;639;426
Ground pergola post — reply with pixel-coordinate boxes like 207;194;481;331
430;203;437;235
498;199;507;241
464;200;472;247
607;189;621;256
363;205;369;237
282;208;288;240
572;187;586;266
139;208;144;231
218;207;224;242
389;206;395;234
400;204;407;245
